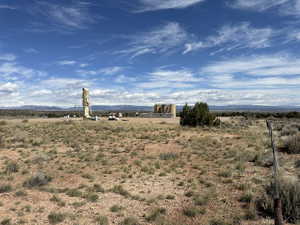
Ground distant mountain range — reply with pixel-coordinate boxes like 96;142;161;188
1;105;300;112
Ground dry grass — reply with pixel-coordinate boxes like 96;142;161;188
0;117;298;224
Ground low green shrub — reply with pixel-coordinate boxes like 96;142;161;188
257;176;300;223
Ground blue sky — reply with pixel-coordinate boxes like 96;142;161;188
1;0;300;107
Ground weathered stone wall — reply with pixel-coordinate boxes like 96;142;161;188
153;104;176;118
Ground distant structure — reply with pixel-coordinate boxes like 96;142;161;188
140;104;177;118
82;88;91;119
154;104;176;118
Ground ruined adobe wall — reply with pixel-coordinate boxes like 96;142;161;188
153;104;176;118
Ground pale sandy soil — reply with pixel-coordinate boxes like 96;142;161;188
0;117;296;225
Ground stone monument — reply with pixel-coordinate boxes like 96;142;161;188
82;88;91;119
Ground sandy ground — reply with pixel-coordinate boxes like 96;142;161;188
0;116;293;225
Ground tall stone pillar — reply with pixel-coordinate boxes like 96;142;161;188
82;88;91;119
171;104;176;118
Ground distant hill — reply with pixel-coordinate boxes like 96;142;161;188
1;105;300;112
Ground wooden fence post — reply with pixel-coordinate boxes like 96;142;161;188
266;120;284;225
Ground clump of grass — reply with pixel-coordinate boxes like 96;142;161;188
282;134;300;154
209;219;231;225
184;191;194;197
239;191;253;203
166;194;175;200
218;169;232;178
5;162;19;173
159;152;178;160
15;190;27;197
0;184;12;193
0;218;11;225
235;183;250;191
50;195;66;207
111;185;130;197
92;184;105;193
48;212;65;224
256;176;300;223
193;194;209;206
281;126;299;136
110;204;123;212
95;215;109;225
183;206;202;217
0;121;7;126
120;217;139;225
295;159;300;168
244;201;257;220
84;192;98;202
66;188;82;197
23;172;51;188
146;207;166;221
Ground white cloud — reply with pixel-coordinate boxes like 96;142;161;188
184;22;274;54
77;66;124;76
41;78;91;89
229;0;300;18
79;63;89;68
0;82;18;96
150;69;202;82
287;31;300;42
24;48;39;54
0;62;47;80
58;60;77;66
99;67;124;75
137;68;202;89
30;89;53;96
138;81;194;89
0;82;21;106
201;54;300;76
136;0;205;12
115;74;137;83
1;79;300;106
116;22;189;58
280;0;300;17
229;0;289;11
210;74;300;89
31;1;97;30
0;53;16;61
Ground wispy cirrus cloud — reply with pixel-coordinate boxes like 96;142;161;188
24;48;39;54
115;74;137;83
229;0;289;11
0;53;17;61
210;74;300;89
136;0;205;12
200;54;300;91
184;22;274;54
201;54;300;76
77;66;124;76
28;1;98;31
99;66;124;75
280;0;300;17
0;62;47;80
229;0;300;18
137;68;202;89
58;60;77;66
116;22;189;59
